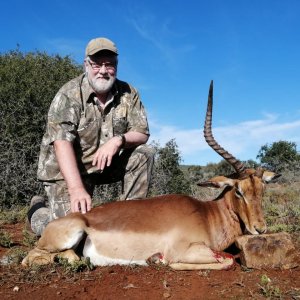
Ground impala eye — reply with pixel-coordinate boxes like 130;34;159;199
235;189;243;198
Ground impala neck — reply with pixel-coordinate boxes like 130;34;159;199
208;192;243;250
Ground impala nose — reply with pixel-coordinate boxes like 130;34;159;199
254;225;267;234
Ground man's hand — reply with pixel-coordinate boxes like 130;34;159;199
68;186;92;213
92;136;123;171
54;140;93;214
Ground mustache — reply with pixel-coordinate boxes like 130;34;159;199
95;76;110;80
87;73;116;94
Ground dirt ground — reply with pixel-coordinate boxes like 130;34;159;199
0;223;299;300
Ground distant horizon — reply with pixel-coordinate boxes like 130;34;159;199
1;0;299;165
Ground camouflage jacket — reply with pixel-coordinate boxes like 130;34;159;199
37;74;150;181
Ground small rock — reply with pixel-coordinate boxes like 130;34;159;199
123;283;138;289
163;280;169;289
235;232;299;269
13;286;19;292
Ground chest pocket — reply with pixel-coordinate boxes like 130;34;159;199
77;111;101;150
113;117;128;135
113;106;128;135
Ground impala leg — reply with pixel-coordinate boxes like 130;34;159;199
169;243;235;270
21;248;58;266
22;214;87;266
22;248;80;266
56;249;80;263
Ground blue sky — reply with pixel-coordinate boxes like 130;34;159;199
1;0;300;165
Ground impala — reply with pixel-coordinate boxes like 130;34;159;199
22;81;279;270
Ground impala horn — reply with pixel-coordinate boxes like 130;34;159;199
204;81;246;174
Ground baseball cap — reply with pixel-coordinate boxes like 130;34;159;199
85;37;118;56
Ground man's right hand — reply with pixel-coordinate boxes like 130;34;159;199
68;186;92;214
54;140;93;214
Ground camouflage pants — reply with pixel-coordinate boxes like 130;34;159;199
31;144;155;235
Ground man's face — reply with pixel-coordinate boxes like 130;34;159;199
85;53;117;95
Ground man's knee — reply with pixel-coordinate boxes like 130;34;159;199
127;144;155;170
30;207;50;236
134;144;156;159
121;144;155;200
44;181;71;219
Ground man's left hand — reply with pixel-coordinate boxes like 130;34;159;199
92;136;123;172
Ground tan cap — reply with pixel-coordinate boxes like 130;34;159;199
85;37;118;56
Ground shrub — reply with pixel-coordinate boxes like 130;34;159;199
0;49;82;208
257;140;300;172
0;230;13;248
148;139;191;196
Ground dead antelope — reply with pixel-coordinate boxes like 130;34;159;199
22;81;279;270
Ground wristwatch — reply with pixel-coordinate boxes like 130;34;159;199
116;134;126;148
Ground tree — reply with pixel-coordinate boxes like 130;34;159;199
256;140;300;172
0;49;82;207
244;159;260;169
149;139;191;196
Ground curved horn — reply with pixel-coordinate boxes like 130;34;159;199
204;80;246;174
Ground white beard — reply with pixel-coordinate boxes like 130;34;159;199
87;72;116;94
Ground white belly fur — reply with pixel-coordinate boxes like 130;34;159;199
83;241;148;266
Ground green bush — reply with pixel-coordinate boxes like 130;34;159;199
257;140;300;172
0;230;13;247
0;49;82;208
149;139;191;196
0;205;27;224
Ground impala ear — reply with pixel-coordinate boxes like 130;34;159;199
197;176;235;188
262;171;281;183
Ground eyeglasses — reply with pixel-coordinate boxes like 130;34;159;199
87;59;116;71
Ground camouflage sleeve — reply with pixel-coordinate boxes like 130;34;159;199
46;92;81;144
127;89;150;135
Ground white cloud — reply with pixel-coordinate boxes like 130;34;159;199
149;114;300;165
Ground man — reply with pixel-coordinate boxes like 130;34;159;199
28;37;155;236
